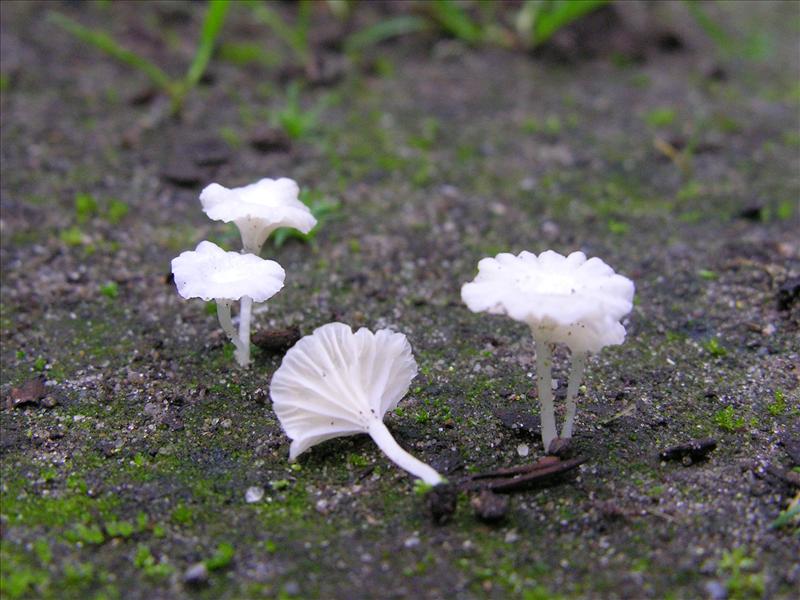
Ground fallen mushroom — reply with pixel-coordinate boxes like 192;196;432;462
199;177;317;254
171;241;285;367
462;250;634;452
270;322;443;485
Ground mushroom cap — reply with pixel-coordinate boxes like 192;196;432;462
461;250;634;353
270;322;418;460
199;178;317;234
171;241;285;302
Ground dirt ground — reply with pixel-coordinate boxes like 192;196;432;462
1;1;798;599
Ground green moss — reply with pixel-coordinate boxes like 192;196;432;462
60;226;86;247
704;338;728;357
74;193;99;223
767;390;786;416
170;503;194;525
105;199;129;224
205;542;235;571
645;107;677;127
134;544;175;578
99;281;119;299
522;115;563;135
714;406;746;432
718;548;765;600
698;269;718;280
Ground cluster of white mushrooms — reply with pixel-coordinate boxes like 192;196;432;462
171;178;316;367
171;178;634;485
462;251;635;453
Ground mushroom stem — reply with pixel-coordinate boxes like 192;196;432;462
534;336;557;452
368;420;443;485
561;351;587;439
242;239;263;256
216;300;247;366
241;223;275;257
236;295;253;367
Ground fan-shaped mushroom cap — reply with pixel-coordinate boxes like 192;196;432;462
270;323;418;460
200;178;317;251
461;250;634;353
171;241;285;302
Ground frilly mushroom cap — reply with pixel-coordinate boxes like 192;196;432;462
171;241;285;302
461;250;634;353
200;178;317;238
270;322;418;460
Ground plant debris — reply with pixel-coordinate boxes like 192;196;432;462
776;276;800;311
659;438;718;465
251;326;302;353
425;482;458;525
464;456;586;494
7;376;47;409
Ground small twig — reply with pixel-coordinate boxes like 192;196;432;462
653;137;692;175
462;456;586;494
471;456;562;480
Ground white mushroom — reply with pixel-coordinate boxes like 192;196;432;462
462;250;634;451
270;323;443;485
171;241;285;367
200;178;317;254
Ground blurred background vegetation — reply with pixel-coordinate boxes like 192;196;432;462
47;0;759;116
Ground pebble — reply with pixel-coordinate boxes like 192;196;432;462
160;159;203;187
541;220;560;239
183;562;208;585
471;490;509;523
188;138;230;166
704;580;727;600
245;486;264;503
283;581;301;596
249;126;291;153
40;395;59;409
403;535;420;548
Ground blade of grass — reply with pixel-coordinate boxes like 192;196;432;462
48;12;172;92
246;0;311;64
272;192;340;247
520;0;609;47
426;0;483;44
294;0;313;61
183;0;231;90
344;15;429;53
683;0;734;53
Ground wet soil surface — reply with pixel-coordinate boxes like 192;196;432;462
1;2;798;598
